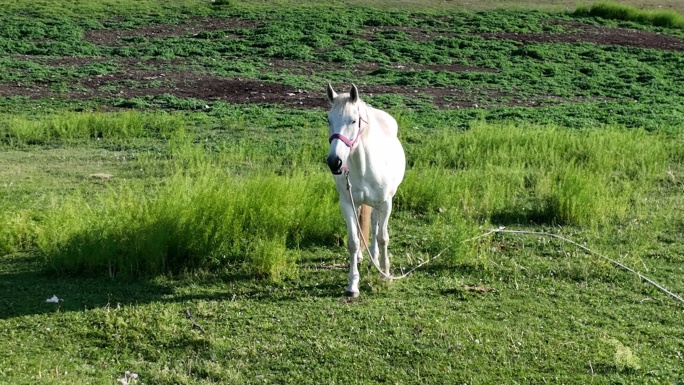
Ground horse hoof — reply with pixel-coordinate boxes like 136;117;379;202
345;290;360;298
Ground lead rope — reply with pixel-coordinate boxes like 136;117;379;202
346;172;491;281
344;173;684;305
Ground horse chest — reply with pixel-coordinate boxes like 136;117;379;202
349;174;386;206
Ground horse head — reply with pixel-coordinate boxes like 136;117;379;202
326;83;367;175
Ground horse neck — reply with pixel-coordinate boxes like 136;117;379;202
348;104;372;173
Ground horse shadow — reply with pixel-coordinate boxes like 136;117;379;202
0;254;346;320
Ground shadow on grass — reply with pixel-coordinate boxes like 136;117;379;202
488;207;558;227
0;254;349;320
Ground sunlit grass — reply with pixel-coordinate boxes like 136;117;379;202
0;111;186;145
35;166;342;278
2;114;680;278
575;1;684;29
399;123;670;227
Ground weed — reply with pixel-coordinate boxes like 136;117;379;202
604;337;641;371
0;110;186;144
35;160;341;278
401;124;669;227
575;2;684;29
245;237;297;281
0;209;37;255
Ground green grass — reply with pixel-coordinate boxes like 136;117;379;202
35;167;341;278
0;111;186;145
2;1;684;384
6;114;682;382
401;124;672;227
2;3;684;130
3;118;678;277
0;0;211;19
575;1;684;29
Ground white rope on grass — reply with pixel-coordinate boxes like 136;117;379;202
346;173;452;280
348;173;500;280
492;228;684;306
345;174;684;306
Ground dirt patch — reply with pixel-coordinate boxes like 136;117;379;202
394;63;497;72
354;26;436;42
11;55;188;69
480;21;684;51
354;20;684;51
83;17;260;46
72;71;327;108
0;68;558;109
0;62;608;109
3;54;502;108
0;84;54;99
11;55;110;67
265;59;498;76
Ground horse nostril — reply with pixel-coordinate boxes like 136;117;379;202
327;155;343;174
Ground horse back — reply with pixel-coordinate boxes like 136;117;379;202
369;107;399;138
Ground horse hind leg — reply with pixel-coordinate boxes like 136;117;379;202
357;204;371;262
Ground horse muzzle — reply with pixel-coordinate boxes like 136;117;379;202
327;154;343;175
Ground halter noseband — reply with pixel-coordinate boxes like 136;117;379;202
328;115;366;149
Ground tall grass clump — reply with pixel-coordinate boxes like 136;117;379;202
0;208;38;256
36;166;342;279
0;111;186;145
399;123;669;227
574;2;684;29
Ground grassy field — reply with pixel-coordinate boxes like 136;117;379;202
1;0;684;384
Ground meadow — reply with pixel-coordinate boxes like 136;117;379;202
1;0;684;384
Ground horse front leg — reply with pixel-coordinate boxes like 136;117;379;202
369;208;379;268
341;201;362;297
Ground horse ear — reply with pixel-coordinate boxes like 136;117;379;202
349;83;359;103
326;83;337;104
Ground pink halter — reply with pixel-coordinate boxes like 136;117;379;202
328;115;366;149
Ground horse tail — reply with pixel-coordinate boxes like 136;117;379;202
358;204;372;249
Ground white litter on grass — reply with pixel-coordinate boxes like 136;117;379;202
45;295;61;303
89;173;113;179
117;371;138;384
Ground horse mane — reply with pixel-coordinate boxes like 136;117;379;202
330;93;372;141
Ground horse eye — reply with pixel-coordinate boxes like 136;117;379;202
351;119;357;124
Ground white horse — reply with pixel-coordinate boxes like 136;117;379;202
326;83;406;297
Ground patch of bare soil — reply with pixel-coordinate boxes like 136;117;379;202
0;65;599;110
355;21;684;51
11;55;110;67
0;84;54;99
480;21;684;51
265;59;498;76
83;17;260;46
0;67;551;109
353;26;436;42
0;54;502;109
73;71;327;108
11;55;188;68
